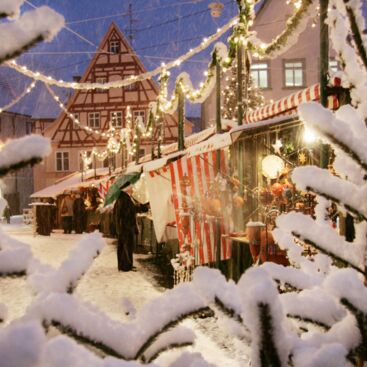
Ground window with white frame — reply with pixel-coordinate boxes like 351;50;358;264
111;111;123;127
133;110;145;124
56;152;69;172
250;62;270;89
72;113;80;129
109;40;120;54
329;59;340;73
284;60;305;87
88;112;100;128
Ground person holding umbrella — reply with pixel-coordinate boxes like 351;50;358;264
113;179;149;272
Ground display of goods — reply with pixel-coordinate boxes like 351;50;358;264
209;198;222;216
246;221;264;262
260;188;273;205
259;229;289;266
233;194;244;208
271;182;284;197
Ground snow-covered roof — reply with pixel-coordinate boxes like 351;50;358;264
143;151;184;172
186;132;232;157
31;168;110;199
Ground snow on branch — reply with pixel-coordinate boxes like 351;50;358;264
28;232;105;294
0;0;24;19
238;267;292;367
276;212;365;272
327;5;367;118
298;102;367;173
0;6;64;64
261;262;323;291
141;326;195;363
292;166;367;221
0;321;46;367
27;283;210;361
280;288;346;329
0;135;51;178
0;227;32;276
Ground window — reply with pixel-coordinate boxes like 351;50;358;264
109;40;120;54
26;121;33;134
88;112;100;128
124;82;137;91
56;152;69;172
96;77;107;93
133;110;145;124
329;59;340;73
111;111;123;127
250;62;270;88
72;113;80;129
284;60;305;87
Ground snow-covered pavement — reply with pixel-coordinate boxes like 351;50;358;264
0;223;249;366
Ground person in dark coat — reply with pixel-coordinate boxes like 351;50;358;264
73;193;86;234
113;184;149;271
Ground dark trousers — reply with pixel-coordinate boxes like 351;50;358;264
117;231;135;271
74;214;85;234
62;216;73;234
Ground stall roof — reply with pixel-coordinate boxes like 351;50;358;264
244;77;341;124
186;132;232;157
31;168;110;199
231;114;299;141
143;151;184;172
160;126;216;155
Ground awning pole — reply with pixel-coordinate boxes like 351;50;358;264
178;84;185;151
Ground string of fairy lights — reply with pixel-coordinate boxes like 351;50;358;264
0;81;36;114
2;0;317;170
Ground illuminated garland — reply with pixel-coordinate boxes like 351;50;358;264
252;0;316;58
0;81;36;113
6;16;239;90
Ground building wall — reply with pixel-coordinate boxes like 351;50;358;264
0;111;34;214
34;23;192;193
201;1;334;129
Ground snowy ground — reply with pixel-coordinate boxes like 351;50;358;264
0;222;250;366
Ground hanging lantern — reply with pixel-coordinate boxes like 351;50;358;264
209;2;224;17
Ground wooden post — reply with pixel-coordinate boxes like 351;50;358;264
93;154;97;179
320;0;329;169
237;43;243;126
178;85;185;151
135;126;140;164
215;59;222;269
320;0;329;109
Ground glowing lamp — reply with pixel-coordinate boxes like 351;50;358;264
261;155;285;179
303;127;317;144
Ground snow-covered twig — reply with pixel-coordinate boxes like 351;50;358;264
0;6;64;64
0;135;51;178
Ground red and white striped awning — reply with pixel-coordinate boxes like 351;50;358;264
244;77;342;124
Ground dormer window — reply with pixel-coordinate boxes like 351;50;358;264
109;40;120;54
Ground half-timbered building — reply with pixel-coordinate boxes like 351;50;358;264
34;23;192;192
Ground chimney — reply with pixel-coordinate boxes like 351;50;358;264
73;75;81;82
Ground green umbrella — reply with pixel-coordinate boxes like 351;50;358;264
104;172;141;207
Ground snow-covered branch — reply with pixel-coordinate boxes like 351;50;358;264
28;232;105;294
0;135;51;178
0;6;64;64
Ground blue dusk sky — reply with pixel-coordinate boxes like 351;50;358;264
0;0;239;119
0;1;366;120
